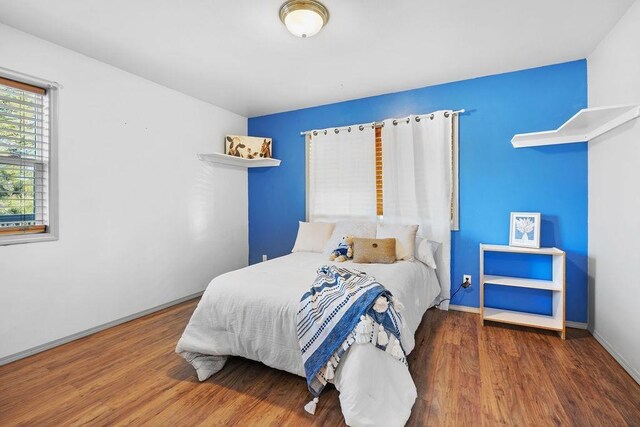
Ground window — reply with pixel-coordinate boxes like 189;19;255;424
305;112;459;228
307;125;377;222
0;75;57;245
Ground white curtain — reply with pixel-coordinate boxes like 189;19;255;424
308;125;377;222
381;111;454;308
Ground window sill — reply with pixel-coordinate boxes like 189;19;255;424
0;231;58;246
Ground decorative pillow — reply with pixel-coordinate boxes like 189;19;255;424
323;221;377;254
352;238;396;264
292;221;335;253
415;237;439;269
376;223;419;260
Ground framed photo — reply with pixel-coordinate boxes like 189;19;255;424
225;135;272;159
509;212;541;248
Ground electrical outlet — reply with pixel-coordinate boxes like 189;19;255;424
463;274;472;288
262;254;268;262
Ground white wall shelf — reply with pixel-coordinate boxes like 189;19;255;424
197;152;281;168
511;104;640;148
480;244;566;339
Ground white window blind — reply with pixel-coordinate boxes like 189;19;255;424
0;77;50;233
307;125;377;222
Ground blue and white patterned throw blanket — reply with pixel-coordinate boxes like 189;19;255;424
297;265;407;414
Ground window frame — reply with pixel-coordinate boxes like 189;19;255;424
375;126;383;217
0;69;59;246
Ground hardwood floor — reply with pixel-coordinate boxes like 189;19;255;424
1;299;639;426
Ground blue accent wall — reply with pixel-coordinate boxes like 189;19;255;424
248;60;588;323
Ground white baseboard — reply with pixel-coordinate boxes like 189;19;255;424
591;329;640;385
0;291;204;367
566;321;588;330
448;304;480;314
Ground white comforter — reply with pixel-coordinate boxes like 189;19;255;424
176;252;441;426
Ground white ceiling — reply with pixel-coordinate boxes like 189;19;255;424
0;0;634;117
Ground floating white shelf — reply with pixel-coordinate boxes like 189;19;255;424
197;153;281;168
511;104;640;148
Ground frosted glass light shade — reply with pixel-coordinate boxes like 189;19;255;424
279;0;329;38
285;9;324;37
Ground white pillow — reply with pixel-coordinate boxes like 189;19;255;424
376;224;419;260
292;221;335;253
415;237;439;269
323;221;377;254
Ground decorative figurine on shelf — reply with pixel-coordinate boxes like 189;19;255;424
259;139;272;158
225;135;272;159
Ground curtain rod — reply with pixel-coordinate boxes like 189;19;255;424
299;109;465;136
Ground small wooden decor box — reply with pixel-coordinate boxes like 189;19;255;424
225;135;272;159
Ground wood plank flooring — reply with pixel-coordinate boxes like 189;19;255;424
1;299;639;426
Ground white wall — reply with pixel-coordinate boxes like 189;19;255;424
587;1;640;383
0;24;248;361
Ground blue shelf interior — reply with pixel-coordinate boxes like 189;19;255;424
484;251;553;316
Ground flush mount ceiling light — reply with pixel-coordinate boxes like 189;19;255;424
279;0;329;38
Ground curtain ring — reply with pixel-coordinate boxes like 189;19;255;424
430;114;434;120
415;116;421;122
371;124;375;129
444;112;450;118
324;130;328;135
359;125;364;131
392;119;398;126
334;128;339;134
347;126;351;132
313;130;318;136
406;118;410;124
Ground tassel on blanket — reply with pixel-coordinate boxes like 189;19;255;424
355;315;372;344
355;333;368;344
392;295;405;313
325;361;335;380
364;315;373;333
304;397;319;415
377;325;389;346
391;338;404;359
373;296;389;313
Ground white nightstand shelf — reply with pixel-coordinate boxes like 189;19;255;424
483;275;561;291
480;244;566;339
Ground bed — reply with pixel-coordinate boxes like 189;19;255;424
176;251;442;426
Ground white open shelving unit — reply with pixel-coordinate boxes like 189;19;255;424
480;244;566;339
511;104;640;148
197;152;281;168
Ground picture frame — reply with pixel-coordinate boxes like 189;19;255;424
509;212;541;248
225;135;272;159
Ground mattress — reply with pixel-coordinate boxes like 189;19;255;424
177;252;441;377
